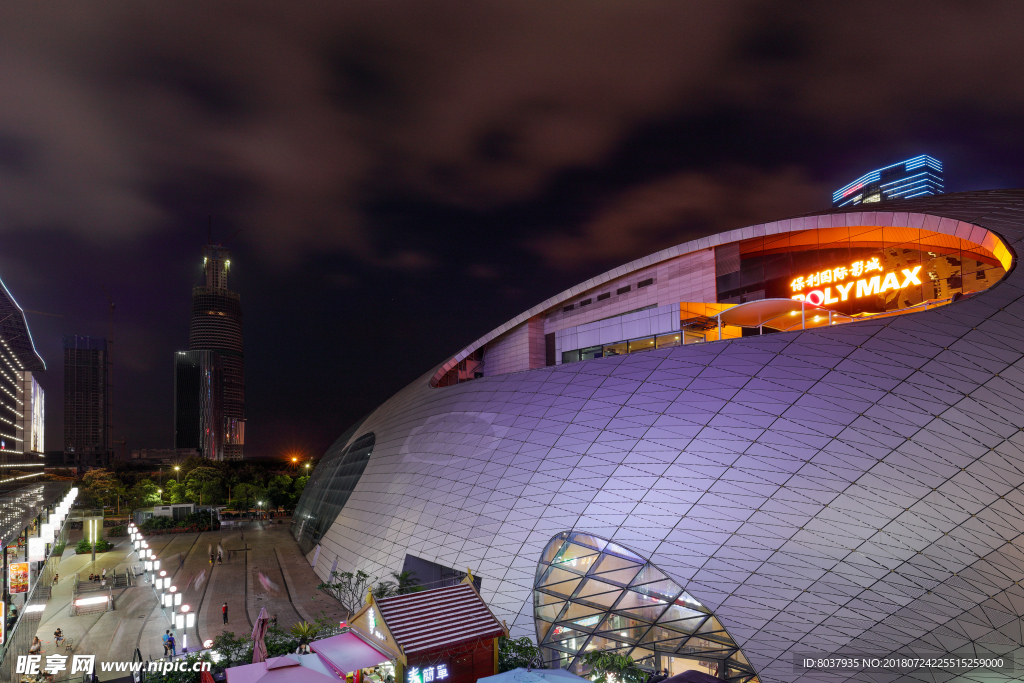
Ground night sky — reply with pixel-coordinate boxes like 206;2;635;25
4;3;1024;460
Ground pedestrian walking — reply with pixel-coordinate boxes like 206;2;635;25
222;602;229;624
168;633;177;657
102;568;107;580
210;552;214;565
162;631;171;657
217;551;222;564
52;573;59;585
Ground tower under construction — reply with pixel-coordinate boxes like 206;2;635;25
174;243;245;460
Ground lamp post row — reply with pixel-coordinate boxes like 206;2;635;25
127;523;208;653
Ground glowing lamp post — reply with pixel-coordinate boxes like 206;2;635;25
176;605;195;651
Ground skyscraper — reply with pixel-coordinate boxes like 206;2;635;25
832;154;943;207
173;350;223;460
0;277;46;480
174;243;245;460
63;335;110;468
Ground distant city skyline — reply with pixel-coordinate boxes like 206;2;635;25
5;4;1024;461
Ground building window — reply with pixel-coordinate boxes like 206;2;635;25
617;286;631;295
563;305;575;313
561;350;580;364
534;531;758;682
580;298;592;307
597;293;611;301
638;278;654;288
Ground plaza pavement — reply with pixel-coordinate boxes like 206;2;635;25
29;517;346;680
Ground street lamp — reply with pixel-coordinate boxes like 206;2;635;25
157;488;163;503
174;466;181;484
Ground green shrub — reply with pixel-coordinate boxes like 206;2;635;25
75;539;92;554
108;525;127;537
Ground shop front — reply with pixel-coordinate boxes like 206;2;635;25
345;574;507;683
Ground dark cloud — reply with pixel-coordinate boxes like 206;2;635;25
0;1;1023;457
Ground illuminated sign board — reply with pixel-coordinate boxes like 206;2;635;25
9;562;29;594
367;607;386;641
791;258;922;307
28;536;46;562
408;665;449;683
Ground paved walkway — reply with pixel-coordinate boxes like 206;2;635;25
29;518;346;680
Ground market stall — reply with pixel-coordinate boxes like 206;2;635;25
345;573;507;683
226;653;340;683
310;631;395;683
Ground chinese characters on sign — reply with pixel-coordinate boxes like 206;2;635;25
790;259;922;307
790;257;884;291
408;664;450;683
9;562;29;594
367;607;386;640
16;655;95;675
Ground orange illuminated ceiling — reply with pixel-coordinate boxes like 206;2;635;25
739;225;1011;270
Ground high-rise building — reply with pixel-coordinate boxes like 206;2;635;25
173;350;223;460
832;154;943;207
173;243;245;460
0;279;46;481
62;335;110;468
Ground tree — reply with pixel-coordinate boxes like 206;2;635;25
184;466;224;505
318;570;374;615
390;570;421;595
293;475;309;503
209;631;252;669
127;479;161;509
373;580;397;598
267;475;293;508
290;621;320;646
580;651;646;683
165;480;186;504
498;636;544;672
234;482;266;511
81;469;121;509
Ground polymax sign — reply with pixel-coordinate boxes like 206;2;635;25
791;260;922;307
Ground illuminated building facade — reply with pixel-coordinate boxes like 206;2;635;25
62;335;109;468
17;372;44;455
0;281;46;481
174;243;245;460
832;155;943;208
294;191;1024;682
173;350;223;460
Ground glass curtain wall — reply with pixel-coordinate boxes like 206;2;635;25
535;531;758;683
291;428;375;554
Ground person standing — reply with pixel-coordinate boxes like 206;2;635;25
222;602;229;624
168;632;177;657
163;630;171;657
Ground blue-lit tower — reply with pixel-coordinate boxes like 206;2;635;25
833;155;944;207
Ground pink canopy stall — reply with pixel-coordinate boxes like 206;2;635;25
310;631;392;677
226;654;340;683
